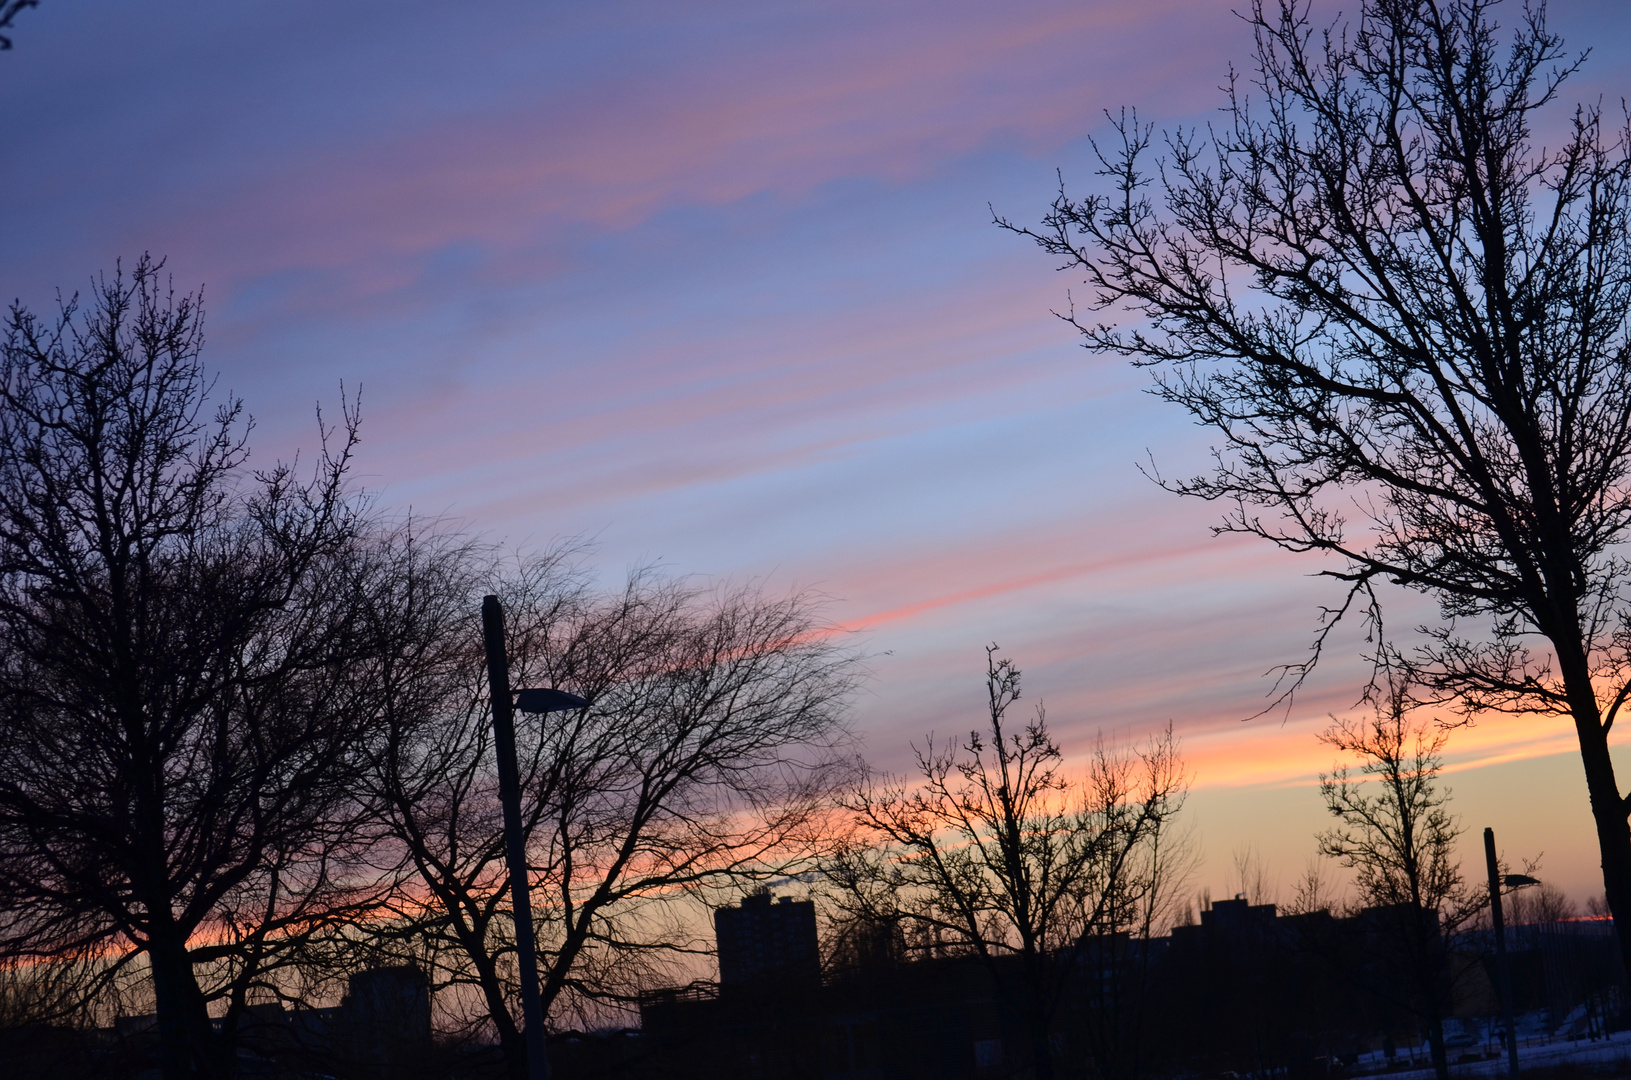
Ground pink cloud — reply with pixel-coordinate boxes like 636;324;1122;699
355;267;1102;512
143;1;1242;310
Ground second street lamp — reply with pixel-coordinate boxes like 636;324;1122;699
1484;827;1540;1080
482;594;590;1080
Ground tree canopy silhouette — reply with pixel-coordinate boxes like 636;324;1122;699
1317;696;1482;1080
832;648;1186;1080
0;1;37;51
1004;0;1631;975
0;257;380;1079
350;551;860;1078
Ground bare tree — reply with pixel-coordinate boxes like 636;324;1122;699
1506;880;1577;925
1003;0;1631;976
1285;858;1342;917
832;647;1187;1080
0;258;386;1078
0;0;37;51
1317;698;1482;1080
1232;845;1280;907
354;554;859;1078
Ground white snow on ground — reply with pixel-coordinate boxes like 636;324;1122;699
1350;1029;1631;1078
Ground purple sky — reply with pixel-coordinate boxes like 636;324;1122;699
5;0;1630;906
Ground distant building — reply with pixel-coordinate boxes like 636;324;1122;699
336;965;433;1077
1168;894;1282;949
640;950;1011;1080
640;894;1023;1079
714;890;820;990
635;897;1631;1080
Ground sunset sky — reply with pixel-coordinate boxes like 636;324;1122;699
5;0;1631;907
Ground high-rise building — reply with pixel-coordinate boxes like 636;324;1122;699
714;890;820;989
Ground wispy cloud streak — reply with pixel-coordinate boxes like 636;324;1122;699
3;0;1628;899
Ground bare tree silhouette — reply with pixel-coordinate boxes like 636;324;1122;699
1317;697;1482;1080
1004;0;1631;977
349;549;860;1079
0;257;384;1079
0;1;37;51
832;647;1187;1080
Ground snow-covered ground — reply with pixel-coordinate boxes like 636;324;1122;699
1350;1029;1631;1078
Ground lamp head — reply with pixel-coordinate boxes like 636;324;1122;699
1503;874;1541;889
515;688;591;714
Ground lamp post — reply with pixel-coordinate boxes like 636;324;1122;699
482;595;589;1080
1484;827;1540;1080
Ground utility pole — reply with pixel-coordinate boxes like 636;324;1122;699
1484;827;1520;1080
483;595;551;1080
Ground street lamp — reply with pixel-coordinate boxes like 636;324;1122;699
1484;828;1540;1080
482;595;590;1080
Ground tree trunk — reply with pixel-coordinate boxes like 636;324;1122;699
148;924;217;1079
1573;708;1631;984
1031;1018;1055;1080
1426;1016;1449;1080
497;1024;528;1080
1013;949;1054;1080
456;917;526;1080
1552;635;1631;988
